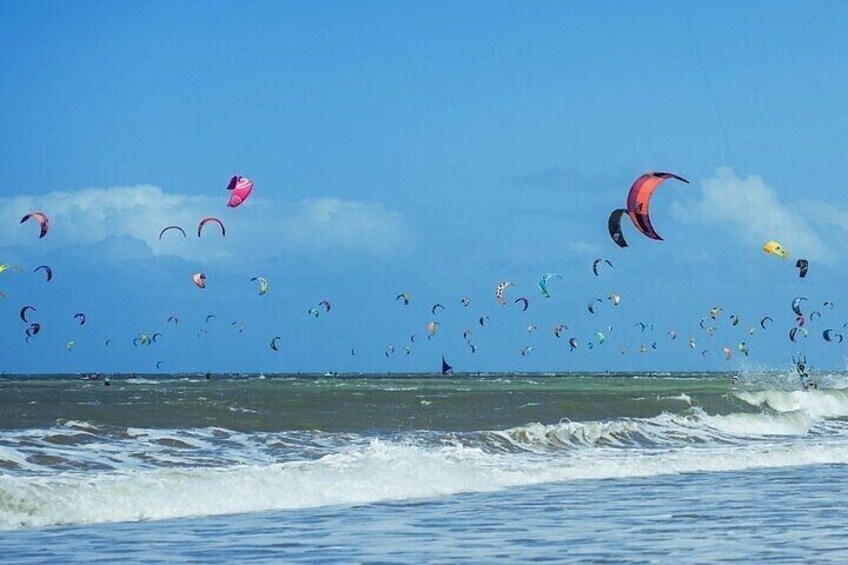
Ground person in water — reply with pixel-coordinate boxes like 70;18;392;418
793;355;813;390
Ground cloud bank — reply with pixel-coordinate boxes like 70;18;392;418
673;167;840;264
0;185;414;264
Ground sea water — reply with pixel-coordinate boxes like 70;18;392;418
1;373;847;562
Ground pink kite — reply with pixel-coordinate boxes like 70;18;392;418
20;212;50;238
226;176;254;208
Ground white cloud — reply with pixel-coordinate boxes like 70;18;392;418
672;167;836;264
0;185;414;263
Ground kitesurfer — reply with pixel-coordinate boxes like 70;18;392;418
793;356;813;390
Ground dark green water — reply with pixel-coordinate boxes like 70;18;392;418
0;373;743;432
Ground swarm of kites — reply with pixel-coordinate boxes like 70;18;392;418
4;170;835;372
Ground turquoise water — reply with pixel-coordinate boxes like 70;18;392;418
1;373;847;561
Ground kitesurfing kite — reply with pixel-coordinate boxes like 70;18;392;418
197;217;226;238
20;306;35;323
34;265;52;282
250;276;270;296
226;176;254;208
792;297;807;317
158;226;187;240
587;298;603;314
823;329;844;343
592;259;612;277
796;259;809;278
20;212;49;239
763;240;788;258
607;172;689;247
495;282;514;305
192;272;206;289
538;273;561;298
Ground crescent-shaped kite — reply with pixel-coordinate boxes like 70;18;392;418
197;217;226;238
250;276;270;296
192;272;207;289
495;282;514;306
34;265;53;282
20;305;36;323
20;212;50;239
538;273;561;298
626;172;689;240
159;225;187;240
608;172;689;247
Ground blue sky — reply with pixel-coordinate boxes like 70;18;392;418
2;1;848;374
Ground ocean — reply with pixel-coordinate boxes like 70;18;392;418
1;372;847;562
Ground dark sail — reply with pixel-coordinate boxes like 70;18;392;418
441;356;453;375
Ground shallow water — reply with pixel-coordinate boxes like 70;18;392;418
0;372;846;561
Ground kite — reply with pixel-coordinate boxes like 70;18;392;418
20;305;36;323
251;276;270;296
34;265;53;282
763;240;788;258
270;336;282;351
796;259;809;278
158;226;187;240
588;298;603;314
538;273;561;298
608;172;689;247
20;212;49;238
197;217;226;238
823;329;844;343
495;282;514;306
226;176;254;208
592;259;613;277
